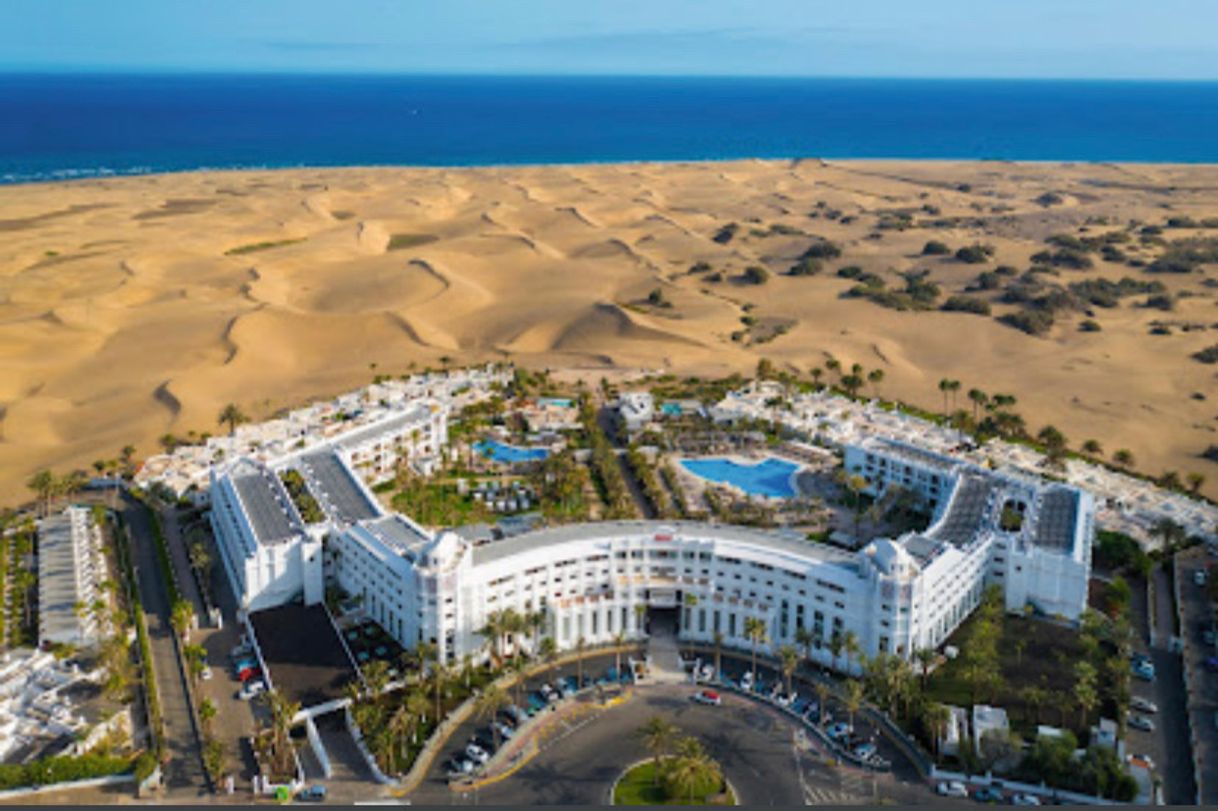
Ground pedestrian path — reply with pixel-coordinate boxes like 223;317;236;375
644;616;687;684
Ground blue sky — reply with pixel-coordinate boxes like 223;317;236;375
3;0;1217;79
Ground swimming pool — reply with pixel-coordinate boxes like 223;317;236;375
474;440;550;464
659;402;683;416
538;397;574;408
679;457;800;498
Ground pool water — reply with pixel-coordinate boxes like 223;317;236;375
680;457;800;498
474;440;549;463
538;397;574;408
659;402;683;416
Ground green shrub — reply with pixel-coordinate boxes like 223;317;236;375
955;244;994;264
742;266;770;285
922;240;951;255
941;296;992;316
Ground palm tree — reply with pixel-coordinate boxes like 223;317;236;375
475;684;509;751
843;630;861;676
575;636;587;689
915;648;937;691
1020;685;1047;726
967;388;988;423
218;403;248;436
638;716;677;784
1186;472;1206;495
262;688;302;777
613;632;627;681
924;702;951;760
388;705;414;774
1113;448;1135;469
363;659;392;697
828;634;844;673
26;469;54;517
712;631;724;680
404;689;429;743
843;679;864;732
668;737;722;804
634;603;648;636
188;541;211;578
794;626;813;672
1081;439;1103;458
938;379;951;414
743;617;768;687
867;369;885;400
814;681;830;722
170;599;194;641
779;645;799;695
810;367;824;389
199;697;217;735
183;643;207;684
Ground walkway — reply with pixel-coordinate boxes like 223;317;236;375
644;613;686;684
122;495;208;797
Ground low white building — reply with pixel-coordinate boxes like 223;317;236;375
618;391;655;433
37;507;107;648
972;704;1010;754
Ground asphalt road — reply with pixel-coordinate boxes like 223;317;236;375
409;674;955;807
1176;547;1217;804
122;496;209;797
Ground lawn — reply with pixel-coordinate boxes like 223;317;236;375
613;762;735;806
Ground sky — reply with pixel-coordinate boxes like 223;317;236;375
3;0;1218;80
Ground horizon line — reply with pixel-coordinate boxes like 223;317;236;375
4;67;1218;84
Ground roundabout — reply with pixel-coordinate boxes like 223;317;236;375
408;679;846;806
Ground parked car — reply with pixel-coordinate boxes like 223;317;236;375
740;671;755;690
826;722;852;741
972;786;1003;803
237;680;265;701
697;664;714;682
445;756;474;777
296;785;327;802
936;781;969;798
229;644;252;660
1131;696;1158;713
1128;714;1155;732
1195;569;1208;587
1009;793;1042;806
1202;628;1216;647
502;705;526;726
464;743;489;765
692;690;722;706
852;742;877;760
1205;656;1218;673
1131;661;1155;681
200;666;213;681
238;667;262;683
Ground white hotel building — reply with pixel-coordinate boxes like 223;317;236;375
210;429;1092;670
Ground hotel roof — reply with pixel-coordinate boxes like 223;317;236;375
231;463;302;546
470;520;857;569
928;473;998;548
333;403;434;452
298;449;380;525
358;514;433;561
1033;488;1081;553
37;508;95;645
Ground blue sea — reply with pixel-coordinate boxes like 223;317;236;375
3;74;1218;184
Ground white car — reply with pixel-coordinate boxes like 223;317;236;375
936;781;968;798
1128;714;1155;732
697;664;714;682
1195;570;1208;587
200;666;213;681
692;690;722;706
741;671;755;690
237;680;265;701
464;744;489;765
1010;793;1042;806
1131;696;1158;713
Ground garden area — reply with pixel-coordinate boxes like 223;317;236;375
616;719;734;805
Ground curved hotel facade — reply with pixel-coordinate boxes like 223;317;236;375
209;425;1092;671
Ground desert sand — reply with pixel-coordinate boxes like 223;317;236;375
1;159;1216;505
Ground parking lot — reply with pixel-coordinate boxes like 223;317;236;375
1177;547;1218;804
409;677;952;806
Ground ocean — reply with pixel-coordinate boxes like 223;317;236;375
3;74;1218;183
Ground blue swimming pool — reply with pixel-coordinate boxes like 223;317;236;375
538;397;574;408
474;440;549;464
679;457;800;498
659;402;683;416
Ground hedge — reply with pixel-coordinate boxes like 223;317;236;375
0;753;133;790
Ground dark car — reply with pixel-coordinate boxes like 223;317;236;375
973;787;1004;803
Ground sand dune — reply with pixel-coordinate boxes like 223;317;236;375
2;160;1218;505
